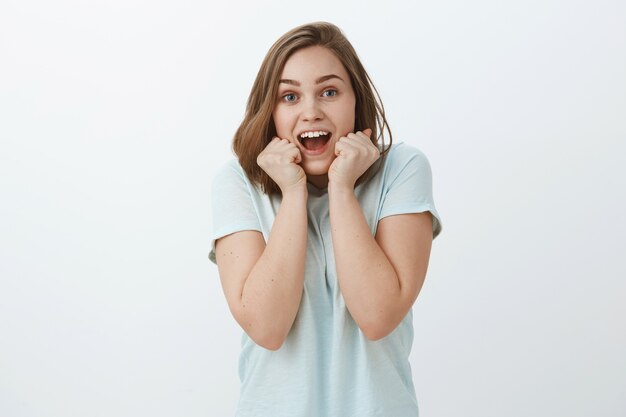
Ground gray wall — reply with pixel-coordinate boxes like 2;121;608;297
1;0;624;416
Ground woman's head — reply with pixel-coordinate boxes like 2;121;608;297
233;21;392;194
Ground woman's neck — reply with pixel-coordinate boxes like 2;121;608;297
306;173;329;190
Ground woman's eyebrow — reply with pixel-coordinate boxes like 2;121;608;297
279;74;345;87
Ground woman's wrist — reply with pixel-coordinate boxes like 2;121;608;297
328;180;355;196
281;182;308;199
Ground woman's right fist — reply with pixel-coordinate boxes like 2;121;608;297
257;137;307;193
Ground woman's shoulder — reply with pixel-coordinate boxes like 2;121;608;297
211;158;256;193
212;157;270;199
213;158;247;182
215;157;242;172
385;141;428;158
382;141;431;172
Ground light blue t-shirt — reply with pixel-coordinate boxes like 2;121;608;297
209;142;442;417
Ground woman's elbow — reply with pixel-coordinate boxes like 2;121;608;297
236;313;287;351
256;335;285;351
360;314;398;341
363;325;392;341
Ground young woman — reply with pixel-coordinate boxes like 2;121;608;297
209;21;443;417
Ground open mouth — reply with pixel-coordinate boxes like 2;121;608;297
298;132;332;151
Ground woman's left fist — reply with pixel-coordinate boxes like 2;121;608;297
328;128;380;188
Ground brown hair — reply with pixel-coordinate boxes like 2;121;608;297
232;21;393;195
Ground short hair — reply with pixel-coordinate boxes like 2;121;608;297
232;21;393;195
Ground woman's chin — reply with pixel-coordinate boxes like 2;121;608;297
301;159;332;177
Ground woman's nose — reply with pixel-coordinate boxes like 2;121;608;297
301;97;324;121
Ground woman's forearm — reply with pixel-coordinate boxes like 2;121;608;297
328;183;401;340
241;186;308;350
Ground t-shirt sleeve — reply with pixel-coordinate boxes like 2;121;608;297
379;146;443;240
208;160;263;264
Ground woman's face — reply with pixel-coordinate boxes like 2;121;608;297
272;45;356;187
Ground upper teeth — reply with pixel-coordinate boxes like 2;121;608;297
300;131;328;139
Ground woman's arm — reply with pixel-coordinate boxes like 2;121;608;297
215;185;308;351
328;184;433;340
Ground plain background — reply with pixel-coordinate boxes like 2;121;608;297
1;0;625;416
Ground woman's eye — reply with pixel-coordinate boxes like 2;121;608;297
283;93;297;102
323;89;337;97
